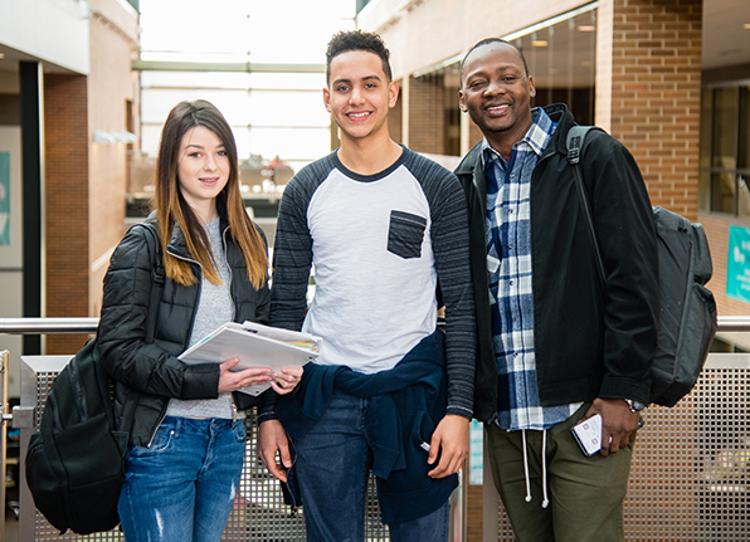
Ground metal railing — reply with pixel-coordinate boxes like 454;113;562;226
1;349;10;538
0;317;465;541
3;316;750;540
481;317;750;542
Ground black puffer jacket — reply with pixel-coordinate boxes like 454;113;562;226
98;214;271;446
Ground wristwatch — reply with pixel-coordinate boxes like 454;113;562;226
624;398;646;413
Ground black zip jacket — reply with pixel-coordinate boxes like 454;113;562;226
98;214;271;446
455;104;658;423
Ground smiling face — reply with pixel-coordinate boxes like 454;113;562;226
459;42;536;145
176;125;230;221
323;49;399;144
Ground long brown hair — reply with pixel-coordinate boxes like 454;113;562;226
154;100;268;288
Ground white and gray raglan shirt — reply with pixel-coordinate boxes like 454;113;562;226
270;147;476;417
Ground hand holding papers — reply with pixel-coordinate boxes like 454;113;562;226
179;321;320;396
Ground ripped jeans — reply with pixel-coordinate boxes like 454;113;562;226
118;416;246;542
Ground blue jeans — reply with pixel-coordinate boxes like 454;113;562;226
292;392;450;542
118;416;246;542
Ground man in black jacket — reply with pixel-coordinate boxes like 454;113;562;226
455;38;658;541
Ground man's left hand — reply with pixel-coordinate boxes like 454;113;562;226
427;414;469;478
584;398;641;457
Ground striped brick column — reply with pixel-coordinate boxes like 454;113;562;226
598;0;702;220
44;74;91;354
408;73;447;154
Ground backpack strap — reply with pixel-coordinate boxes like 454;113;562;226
136;222;165;344
566;125;607;285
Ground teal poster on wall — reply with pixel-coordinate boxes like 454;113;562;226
726;225;750;302
0;151;9;246
469;419;483;485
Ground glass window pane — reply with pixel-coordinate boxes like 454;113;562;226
139;0;251;61
711;172;736;214
247;127;330;162
140;88;253;125
699;88;713;211
248;92;329;127
140;0;355;63
738;174;750;216
141;71;326;91
739;87;750;170
141;71;251;89
712;88;738;171
514;9;596;124
141;125;162;156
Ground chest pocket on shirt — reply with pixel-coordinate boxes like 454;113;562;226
387;210;427;259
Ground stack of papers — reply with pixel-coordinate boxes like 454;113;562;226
179;321;320;396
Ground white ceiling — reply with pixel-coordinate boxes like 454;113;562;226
1;0;749;78
0;43;71;76
703;0;750;70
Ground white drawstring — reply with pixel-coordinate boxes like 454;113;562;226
521;429;532;503
521;429;550;508
541;429;549;508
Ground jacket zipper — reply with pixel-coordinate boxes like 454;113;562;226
221;225;237;318
146;248;203;448
221;226;244;419
522;149;555;414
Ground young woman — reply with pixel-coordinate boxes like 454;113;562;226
97;100;302;542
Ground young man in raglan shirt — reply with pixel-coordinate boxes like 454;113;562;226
257;30;477;541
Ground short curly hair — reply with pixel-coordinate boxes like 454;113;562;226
326;30;392;83
460;38;529;82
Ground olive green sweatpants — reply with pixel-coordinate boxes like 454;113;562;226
486;405;633;542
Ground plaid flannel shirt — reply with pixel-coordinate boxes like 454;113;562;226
483;107;582;430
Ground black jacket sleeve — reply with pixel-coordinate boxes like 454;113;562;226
586;132;658;404
98;226;220;400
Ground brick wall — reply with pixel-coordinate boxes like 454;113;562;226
44;74;91;354
87;9;139;317
43;3;138;354
469;119;483;149
388;82;403;144
408;74;445;154
608;0;702;220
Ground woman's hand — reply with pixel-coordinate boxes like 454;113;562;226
217;357;273;393
270;366;303;395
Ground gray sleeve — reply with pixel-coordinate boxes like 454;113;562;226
409;156;477;417
269;165;323;331
263;165;325;424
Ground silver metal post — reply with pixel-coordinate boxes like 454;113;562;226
0;317;98;334
1;349;9;537
2;315;750;542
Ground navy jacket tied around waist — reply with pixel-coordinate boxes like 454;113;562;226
276;330;458;524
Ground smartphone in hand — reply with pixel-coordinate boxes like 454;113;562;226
571;414;602;456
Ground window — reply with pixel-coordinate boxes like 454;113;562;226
513;9;597;125
700;86;750;215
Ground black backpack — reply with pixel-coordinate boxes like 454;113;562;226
25;223;163;534
566;126;718;407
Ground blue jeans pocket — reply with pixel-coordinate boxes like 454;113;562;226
130;419;176;456
232;419;247;443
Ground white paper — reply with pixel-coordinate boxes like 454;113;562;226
178;322;319;396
